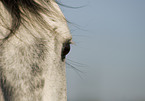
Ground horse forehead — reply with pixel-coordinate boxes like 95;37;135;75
51;1;72;40
42;1;72;41
53;21;72;41
0;0;72;41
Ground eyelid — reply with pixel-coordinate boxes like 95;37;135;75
69;40;74;44
64;39;74;45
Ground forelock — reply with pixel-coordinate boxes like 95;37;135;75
0;0;52;40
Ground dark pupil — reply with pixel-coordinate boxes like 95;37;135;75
61;42;70;61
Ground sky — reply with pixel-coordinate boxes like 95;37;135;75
59;0;145;101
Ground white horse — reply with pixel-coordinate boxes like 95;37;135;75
0;0;72;101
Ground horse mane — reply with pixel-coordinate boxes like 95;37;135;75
0;0;51;40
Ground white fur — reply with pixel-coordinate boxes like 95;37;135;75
0;0;72;101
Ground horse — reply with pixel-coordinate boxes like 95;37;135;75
0;0;72;101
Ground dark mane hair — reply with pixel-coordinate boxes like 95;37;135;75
0;0;50;40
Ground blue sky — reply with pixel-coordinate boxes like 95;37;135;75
59;0;145;101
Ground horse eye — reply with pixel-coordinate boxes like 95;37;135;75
61;42;71;61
